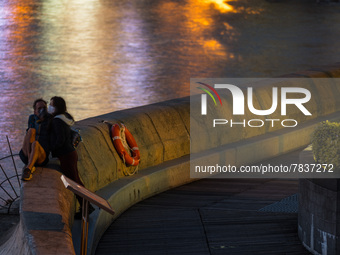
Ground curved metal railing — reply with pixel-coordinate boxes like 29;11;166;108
0;136;21;214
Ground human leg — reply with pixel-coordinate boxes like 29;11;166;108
27;141;46;170
58;151;84;186
22;141;47;181
21;128;36;158
58;151;94;218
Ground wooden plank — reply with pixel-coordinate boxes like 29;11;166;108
95;178;309;255
96;150;310;255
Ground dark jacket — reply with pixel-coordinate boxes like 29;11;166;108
50;114;75;158
28;114;51;153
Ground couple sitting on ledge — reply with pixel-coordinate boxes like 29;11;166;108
19;97;93;218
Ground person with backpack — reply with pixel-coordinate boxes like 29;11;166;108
48;96;94;218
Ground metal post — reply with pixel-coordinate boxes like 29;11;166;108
6;136;21;187
60;175;115;255
80;198;89;255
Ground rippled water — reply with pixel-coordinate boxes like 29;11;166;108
0;0;340;171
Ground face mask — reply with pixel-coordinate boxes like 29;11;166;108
48;105;55;114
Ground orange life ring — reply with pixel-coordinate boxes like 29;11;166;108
111;124;140;166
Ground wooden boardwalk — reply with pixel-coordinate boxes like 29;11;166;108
96;152;310;255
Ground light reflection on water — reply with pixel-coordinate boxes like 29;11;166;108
0;0;340;161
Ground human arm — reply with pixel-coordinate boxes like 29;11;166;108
27;114;36;131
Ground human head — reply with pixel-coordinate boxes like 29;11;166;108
33;98;47;117
49;96;67;116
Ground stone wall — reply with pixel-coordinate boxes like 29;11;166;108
74;96;190;192
299;146;340;255
74;63;340;192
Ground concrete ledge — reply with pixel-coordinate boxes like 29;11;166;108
0;165;76;255
73;97;191;192
75;64;340;192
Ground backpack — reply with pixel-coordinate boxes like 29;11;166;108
71;128;82;148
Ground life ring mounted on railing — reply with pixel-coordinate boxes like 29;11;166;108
110;123;140;166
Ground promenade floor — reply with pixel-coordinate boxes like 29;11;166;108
0;201;19;247
96;150;310;255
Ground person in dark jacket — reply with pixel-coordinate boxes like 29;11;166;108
20;98;51;181
48;96;84;186
48;96;94;217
